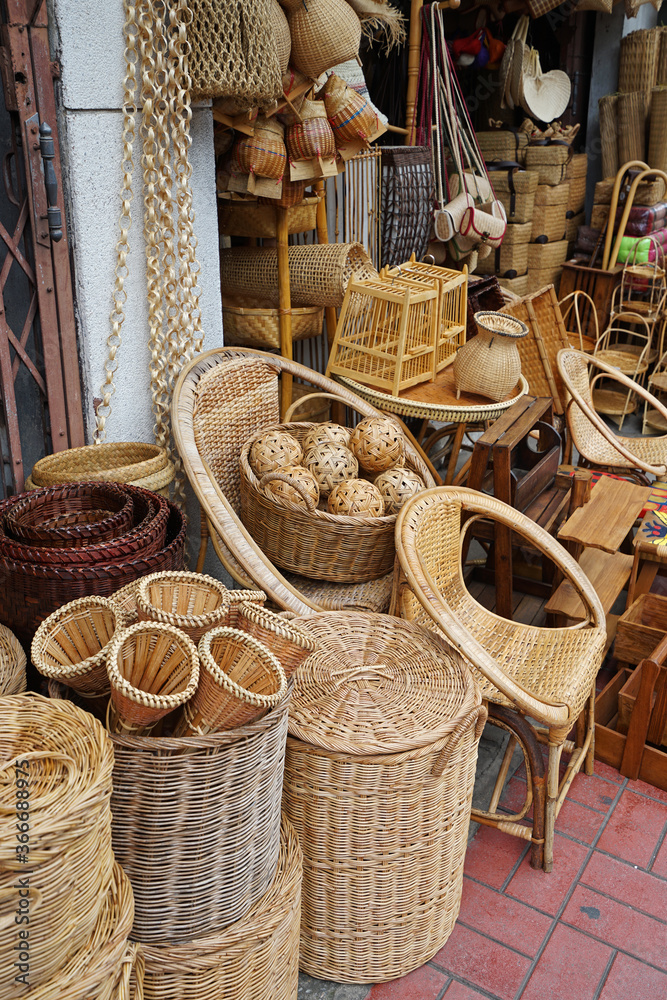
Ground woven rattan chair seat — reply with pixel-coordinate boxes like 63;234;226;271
594;348;649;375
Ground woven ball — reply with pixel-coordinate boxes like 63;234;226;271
303;443;358;495
263;465;320;510
249;430;303;476
302;421;351;452
327;479;385;517
374;467;425;516
349;416;405;474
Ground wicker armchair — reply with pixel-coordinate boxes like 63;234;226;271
394;486;607;872
557;348;667;483
172;347;435;616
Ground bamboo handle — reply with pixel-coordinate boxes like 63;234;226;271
259;471;318;512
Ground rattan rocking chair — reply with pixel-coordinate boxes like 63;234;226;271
394;486;607;872
557;348;667;483
172;347;435;615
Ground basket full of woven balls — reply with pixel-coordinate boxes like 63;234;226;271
239;417;428;584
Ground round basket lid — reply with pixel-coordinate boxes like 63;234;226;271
289;611;479;755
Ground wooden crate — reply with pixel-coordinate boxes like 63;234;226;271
618;663;667;745
595;668;667;791
615;592;667;664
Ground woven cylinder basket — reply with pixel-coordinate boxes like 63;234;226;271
283;612;486;983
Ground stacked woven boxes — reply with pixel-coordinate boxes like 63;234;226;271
522;144;571;293
565;153;588;250
476;161;536;298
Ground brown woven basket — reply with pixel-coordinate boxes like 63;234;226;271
31;595;128;697
525;266;564;294
106;621;200;736
174;627;286;735
527;240;569;269
240;421;410;583
141;815;301;1000
286;100;336;159
283;612;485;982
220;242;378;309
219;195;320;238
618;91;646;165
269;0;290;73
594;175;666;206
29;441;171;488
5;481;135;549
323;72;378;145
136;570;230;643
649;85;667;172
0;623;26;695
0;694;116;993
567;176;586;215
599;95;619;180
237;600;316;677
453;312;528;402
236;117;287;180
222;297;323;350
534;182;570;207
477;129;528;164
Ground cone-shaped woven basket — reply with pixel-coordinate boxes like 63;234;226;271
31;595;127;698
0;623;26;695
137;570;230;644
224;589;268;629
106;621;199;736
109;579;141;625
174;627;286;736
237;601;317;678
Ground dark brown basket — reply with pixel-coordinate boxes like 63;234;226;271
380;146;435;269
0;485;169;567
0;499;186;644
4;481;135;548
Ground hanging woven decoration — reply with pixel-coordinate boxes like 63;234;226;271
96;0;205;507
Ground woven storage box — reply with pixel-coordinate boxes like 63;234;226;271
526;266;564;294
476;129;528;164
531;204;567;243
386;257;468;371
534;182;570;207
565;152;588;181
105;692;289;943
0;623;26;695
0;694;116;993
527;240;568;270
487;167;538;224
476;242;529;279
326;276;440;395
524;145;571;185
141;815;300;1000
594;176;666;206
566;211;585;245
240;421;418;583
615;592;667;663
218;196;320;238
283;611;485;983
222;297;323;349
220;243;378;309
498;274;531;296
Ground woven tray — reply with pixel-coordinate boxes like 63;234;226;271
29;441;172;488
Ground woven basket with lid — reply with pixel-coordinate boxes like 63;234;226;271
283;611;486;983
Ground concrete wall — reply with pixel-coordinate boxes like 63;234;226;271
47;0;223;445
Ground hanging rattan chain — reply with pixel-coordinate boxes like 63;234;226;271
95;0;203;508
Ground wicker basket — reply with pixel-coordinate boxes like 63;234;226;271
223;588;268;628
454;311;528;402
237;601;316;677
222;297;323;350
534;182;570;207
106;621;200;736
136;570;230;644
0;623;26;695
5;481;135;549
380;146;435;268
323;72;379;145
141;815;301;1000
236;117;287;180
527;240;569;270
599;95;619;180
618;91;645;165
525;266;565;294
487;166;538;224
218;195;320;238
269;0;290;73
174;627;286;735
282;0;362;79
498;274;531;297
286;100;336;160
220;242;378;309
110;579;141;625
524;144;572;185
31;595;127;698
594;175;666;206
240;421;412;583
649;85;667;173
283;612;485;982
29;441;172;490
0;694;116;993
566;211;585;245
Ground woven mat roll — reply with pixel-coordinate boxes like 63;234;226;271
599;95;619;181
618;92;646;166
619;28;660;126
658;27;667;86
649;86;667;172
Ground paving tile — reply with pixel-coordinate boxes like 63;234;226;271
598;952;667;1000
592;761;625;784
444;983;491;999
651;834;667;877
625;776;667;805
368;965;448;1000
562;885;667;971
554;796;608;844
596;789;667;868
457;878;552;958
520;924;612;1000
498;776;532;817
431;923;531;1000
581;850;667;922
463;825;527;890
298;975;371;1000
505;832;588;916
565;772;619;812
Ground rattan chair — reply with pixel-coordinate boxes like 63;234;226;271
394;486;607;873
172;347;435;615
557;348;667;483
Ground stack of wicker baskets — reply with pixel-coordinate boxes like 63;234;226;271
0;695;141;998
283;611;486;983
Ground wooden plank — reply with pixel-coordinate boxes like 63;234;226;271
558;477;650;554
544;547;634;620
620;659;660;779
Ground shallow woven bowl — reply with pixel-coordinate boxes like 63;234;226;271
237;601;316;678
137;570;230;644
31;596;127;697
0;623;26;695
4;481;134;549
29;441;170;487
106;620;200;735
174;627;287;735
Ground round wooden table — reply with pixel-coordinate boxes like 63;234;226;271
334;368;530;484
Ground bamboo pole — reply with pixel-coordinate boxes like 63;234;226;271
404;0;460;145
277;206;292;418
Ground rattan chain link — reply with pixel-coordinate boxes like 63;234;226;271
95;0;203;508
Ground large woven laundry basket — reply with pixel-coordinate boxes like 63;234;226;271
283;612;486;983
